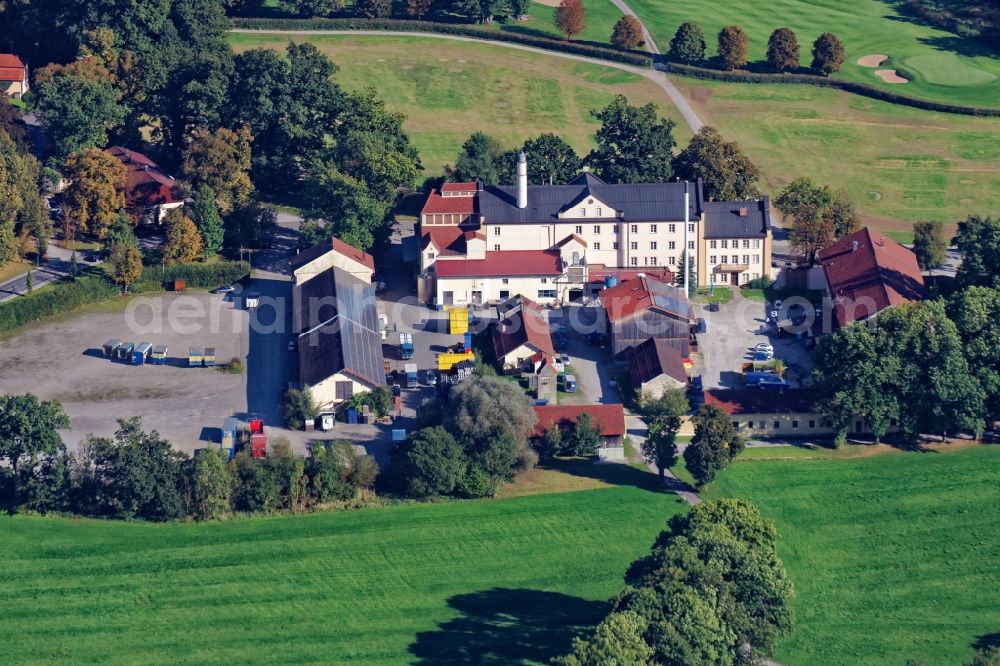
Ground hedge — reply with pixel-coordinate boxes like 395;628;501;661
658;62;1000;117
0;261;250;335
229;17;654;67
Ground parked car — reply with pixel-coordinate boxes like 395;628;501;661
287;340;297;352
426;369;438;387
559;353;570;366
755;342;774;354
753;351;773;362
212;284;236;294
563;374;577;392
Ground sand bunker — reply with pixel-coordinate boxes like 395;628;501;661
857;54;888;67
875;68;908;83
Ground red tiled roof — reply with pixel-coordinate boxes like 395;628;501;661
491;303;554;360
819;227;927;327
422;226;467;255
627;337;687;387
588;265;673;285
600;275;693;323
441;182;478;193
422;189;476;214
434;250;562;278
532;404;626;438
0;54;26;81
703;389;815;415
555;234;587;248
332;237;376;271
105;146;179;207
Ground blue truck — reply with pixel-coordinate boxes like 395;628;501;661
400;333;414;360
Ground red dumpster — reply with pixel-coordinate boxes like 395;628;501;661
250;433;267;458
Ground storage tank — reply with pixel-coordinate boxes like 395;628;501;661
604;275;618;289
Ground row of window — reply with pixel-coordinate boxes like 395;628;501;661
710;272;760;283
709;239;761;249
734;419;824;430
490;242;696;253
563;223;697;236
708;255;761;265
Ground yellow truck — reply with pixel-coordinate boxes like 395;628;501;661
449;308;470;335
437;351;474;371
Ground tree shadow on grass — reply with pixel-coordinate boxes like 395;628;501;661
973;632;1000;651
409;588;607;665
543;457;666;493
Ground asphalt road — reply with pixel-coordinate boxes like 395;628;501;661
0;246;97;303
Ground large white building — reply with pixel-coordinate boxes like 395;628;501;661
418;153;772;307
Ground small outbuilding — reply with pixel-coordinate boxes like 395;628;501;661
626;337;688;397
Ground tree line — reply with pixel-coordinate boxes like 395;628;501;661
443;94;763;203
812;215;1000;444
0;394;377;520
557;499;794;665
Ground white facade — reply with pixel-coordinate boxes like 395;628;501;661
437;275;561;307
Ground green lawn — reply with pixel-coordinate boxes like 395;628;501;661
0;485;683;664
495;0;624;45
626;0;1000;107
703;445;1000;666
228;33;689;176
674;76;1000;234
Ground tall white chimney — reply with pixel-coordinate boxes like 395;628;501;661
682;182;690;292
516;151;527;209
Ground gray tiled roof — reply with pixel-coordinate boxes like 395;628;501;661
702;196;771;238
478;177;703;224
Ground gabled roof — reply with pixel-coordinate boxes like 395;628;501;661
0;54;26;82
478;179;702;224
297;267;384;388
491;301;554;360
422;226;467;255
600;275;694;323
105;146;179;205
703;197;771;238
818;227;927;327
422;189;477;214
531;404;626;438
627;337;688;387
441;182;478;193
704;389;815;415
555;234;587;248
434;250;562;278
290;236;375;272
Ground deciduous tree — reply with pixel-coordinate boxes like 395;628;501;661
108;243;142;292
611;15;644;49
182;125;254;214
789;203;834;266
672;126;760;201
189;184;225;257
282;386;318;430
0;93;29;149
282;0;345;16
521;133;580;185
62;148;127;240
683;403;743;487
811;32;845;75
449;131;506;184
0;393;69;509
767;27;800;72
163;211;204;265
555;611;654;666
589;95;676;184
639;388;688;477
956;215;1000;288
554;0;586;40
669;22;706;63
34;72;125;158
192;447;230;520
948;286;1000;424
405;0;434;17
102;211;138;257
391;426;465;497
569;413;602;457
912;220;947;274
717;25;749;70
354;0;392;18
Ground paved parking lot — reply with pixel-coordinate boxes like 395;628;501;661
695;293;814;389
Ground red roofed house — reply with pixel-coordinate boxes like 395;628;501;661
291;235;376;287
532;403;627;458
0;54;28;99
490;294;555;369
627;337;689;397
819;227;928;328
600;274;696;358
105;146;182;224
704;388;898;439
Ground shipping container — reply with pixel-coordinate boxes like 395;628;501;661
151;345;168;364
449;308;470;335
250;433;267;458
188;347;203;367
117;342;135;361
132;342;153;365
221;417;239;450
103;339;121;357
399;333;414;360
202;347;216;367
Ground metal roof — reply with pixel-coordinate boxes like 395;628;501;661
477;178;703;224
702;197;771;238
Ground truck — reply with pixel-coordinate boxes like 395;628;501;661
202;347;216;367
245;290;260;309
248;417;266;458
437;351;474;371
221;417;238;459
449;307;470;335
132;342;153;365
399;333;414;360
188;347;203;367
404;363;418;387
102;339;121;357
151;345;168;365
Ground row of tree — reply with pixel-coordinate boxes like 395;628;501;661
813;216;1000;443
0;124;52;269
669;22;846;75
0;394;377;520
446;95;763;203
557;499;794;665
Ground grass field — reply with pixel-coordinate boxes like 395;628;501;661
703;445;1000;666
674;76;1000;237
626;0;1000;107
497;0;623;45
0;483;684;664
229;33;688;177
